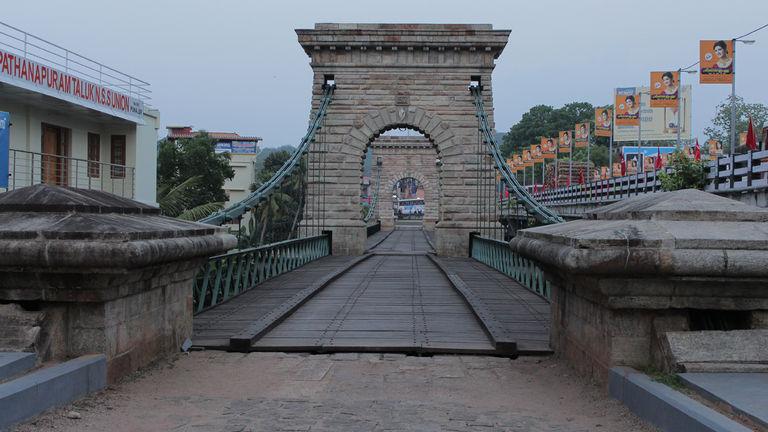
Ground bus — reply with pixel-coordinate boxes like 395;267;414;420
395;198;424;218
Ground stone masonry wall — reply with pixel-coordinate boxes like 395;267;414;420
371;136;440;230
298;24;507;256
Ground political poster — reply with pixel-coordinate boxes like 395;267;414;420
558;131;572;153
594;108;612;137
615;87;640;126
574;122;589;148
700;40;734;84
650;71;679;108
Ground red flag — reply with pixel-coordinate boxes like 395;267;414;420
746;116;757;151
655;147;663;170
694;139;701;161
578;168;585;185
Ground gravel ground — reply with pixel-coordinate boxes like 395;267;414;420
14;352;656;432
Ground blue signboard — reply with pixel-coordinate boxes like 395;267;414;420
0;112;9;189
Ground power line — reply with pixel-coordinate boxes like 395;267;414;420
735;22;768;40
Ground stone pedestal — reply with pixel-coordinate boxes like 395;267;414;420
510;189;768;383
0;185;235;382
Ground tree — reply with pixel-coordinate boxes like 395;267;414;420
157;132;235;211
501;102;597;156
703;97;768;152
658;151;707;191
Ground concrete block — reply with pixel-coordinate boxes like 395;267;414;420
0;352;36;382
0;354;106;430
609;367;751;432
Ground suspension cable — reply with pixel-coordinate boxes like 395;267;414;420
199;84;335;225
469;86;564;225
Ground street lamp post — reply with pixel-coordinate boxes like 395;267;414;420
676;68;697;149
730;38;756;155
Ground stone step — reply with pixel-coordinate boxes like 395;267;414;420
0;354;106;430
0;352;36;383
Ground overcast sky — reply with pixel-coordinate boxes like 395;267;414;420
4;0;767;147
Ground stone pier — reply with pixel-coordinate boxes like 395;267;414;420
511;189;768;383
0;185;235;382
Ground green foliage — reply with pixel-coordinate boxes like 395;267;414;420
640;366;686;391
157;133;235;209
658;151;707;192
501;102;598;156
703;96;768;152
234;151;306;249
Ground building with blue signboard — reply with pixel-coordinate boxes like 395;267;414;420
166;126;262;210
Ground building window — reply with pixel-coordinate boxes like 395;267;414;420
88;133;100;178
110;135;126;179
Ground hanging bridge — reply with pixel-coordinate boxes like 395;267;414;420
192;24;560;357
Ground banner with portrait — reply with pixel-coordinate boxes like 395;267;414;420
708;139;723;160
700;40;734;84
541;137;557;159
612;162;622;176
531;144;544;163
594;108;612;137
558;131;572;153
574;122;589;148
613;86;692;142
506;158;517;172
615;87;640;126
523;149;533;167
514;154;524;168
600;166;609;180
650;71;679;108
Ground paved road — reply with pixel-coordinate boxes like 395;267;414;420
15;352;656;432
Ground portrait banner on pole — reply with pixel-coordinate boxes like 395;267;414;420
650;71;679;108
558;131;572;153
615;87;640;126
575;122;589;148
594;108;612;137
700;40;734;84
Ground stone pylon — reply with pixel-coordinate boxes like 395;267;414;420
297;24;510;256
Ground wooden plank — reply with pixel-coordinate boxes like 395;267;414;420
228;254;375;352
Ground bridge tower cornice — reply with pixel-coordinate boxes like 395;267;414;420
296;23;511;66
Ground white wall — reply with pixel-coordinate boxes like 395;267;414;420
2;97;160;203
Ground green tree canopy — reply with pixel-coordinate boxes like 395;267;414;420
703;96;768;152
157;132;235;209
501;102;603;156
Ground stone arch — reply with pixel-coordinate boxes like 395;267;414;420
346;107;457;158
379;168;439;230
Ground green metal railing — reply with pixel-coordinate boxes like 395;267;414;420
199;84;335;225
470;234;551;300
193;234;331;314
470;85;563;225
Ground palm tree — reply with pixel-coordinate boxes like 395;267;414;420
157;175;224;220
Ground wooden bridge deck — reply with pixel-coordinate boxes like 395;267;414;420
193;228;550;356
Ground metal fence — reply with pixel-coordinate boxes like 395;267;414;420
528;150;768;206
193;234;331;314
470;234;551;300
4;149;135;198
0;20;151;103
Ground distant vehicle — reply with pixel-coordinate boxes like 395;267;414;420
396;198;424;218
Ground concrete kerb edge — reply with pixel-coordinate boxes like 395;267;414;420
609;367;752;432
0;354;106;430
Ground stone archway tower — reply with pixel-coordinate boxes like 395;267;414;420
371;136;440;230
297;23;510;256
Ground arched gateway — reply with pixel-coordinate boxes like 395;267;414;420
298;23;510;256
